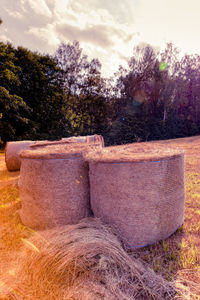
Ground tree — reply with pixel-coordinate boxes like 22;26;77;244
0;42;67;143
55;41;112;137
0;42;21;92
0;43;32;144
14;46;67;138
109;43;186;144
0;87;31;143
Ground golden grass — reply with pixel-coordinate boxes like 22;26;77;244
0;136;200;299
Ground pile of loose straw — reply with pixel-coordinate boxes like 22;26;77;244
1;218;198;300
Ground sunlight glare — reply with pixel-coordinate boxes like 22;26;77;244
21;238;40;253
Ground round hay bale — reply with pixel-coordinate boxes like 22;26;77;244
1;218;191;300
32;139;64;148
31;134;105;149
5;141;35;171
62;134;105;146
85;145;185;248
18;144;98;230
60;134;105;146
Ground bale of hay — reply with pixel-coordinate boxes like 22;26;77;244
18;144;100;230
32;138;64;148
31;134;105;149
62;134;105;147
5;141;35;171
85;144;185;248
0;218;193;300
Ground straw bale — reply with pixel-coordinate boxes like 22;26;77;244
31;134;104;149
5;141;35;171
33;139;63;147
23;143;102;159
62;134;105;146
84;142;183;163
0;218;193;300
86;144;185;248
18;145;96;230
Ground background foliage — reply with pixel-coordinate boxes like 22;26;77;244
1;27;200;147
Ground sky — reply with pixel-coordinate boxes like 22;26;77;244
1;0;200;77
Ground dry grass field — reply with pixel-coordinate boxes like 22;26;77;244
0;136;200;299
147;136;200;281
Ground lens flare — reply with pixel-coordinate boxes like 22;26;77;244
159;62;167;71
132;90;146;106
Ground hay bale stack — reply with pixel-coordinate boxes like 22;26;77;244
18;144;100;230
4;135;104;172
5;141;35;171
85;144;185;248
1;218;191;300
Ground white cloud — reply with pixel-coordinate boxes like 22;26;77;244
28;24;60;47
5;9;23;19
0;0;139;76
57;24;110;47
52;0;76;22
21;0;52;18
0;35;11;43
56;22;133;48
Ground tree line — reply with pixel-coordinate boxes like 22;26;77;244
1;36;200;147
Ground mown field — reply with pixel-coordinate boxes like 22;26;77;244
0;136;200;299
146;136;200;282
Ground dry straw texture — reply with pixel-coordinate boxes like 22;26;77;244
84;142;184;163
0;218;194;300
31;134;104;149
5;141;35;171
62;134;105;147
85;144;185;248
18;144;101;230
26;143;103;159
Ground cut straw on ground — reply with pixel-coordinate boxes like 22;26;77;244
0;218;199;300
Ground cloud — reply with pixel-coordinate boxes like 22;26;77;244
0;34;11;43
56;23;121;48
0;0;139;76
21;0;52;18
52;0;138;56
118;53;129;62
28;24;60;47
7;0;200;78
5;9;23;19
68;0;137;24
